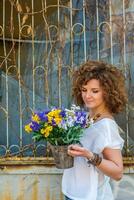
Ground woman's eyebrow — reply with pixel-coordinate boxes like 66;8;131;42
81;87;100;90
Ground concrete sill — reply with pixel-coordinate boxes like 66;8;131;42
0;156;133;167
0;157;55;166
123;157;134;167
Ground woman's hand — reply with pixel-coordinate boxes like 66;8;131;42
68;144;93;159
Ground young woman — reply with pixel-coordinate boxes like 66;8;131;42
62;60;127;200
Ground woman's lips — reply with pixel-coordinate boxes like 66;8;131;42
85;100;94;103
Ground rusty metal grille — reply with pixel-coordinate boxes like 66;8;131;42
0;0;134;159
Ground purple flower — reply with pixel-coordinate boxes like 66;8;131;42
52;119;57;126
36;111;48;122
75;111;87;127
60;110;66;118
30;121;40;131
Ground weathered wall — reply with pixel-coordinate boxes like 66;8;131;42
0;166;63;200
111;174;134;200
0;166;133;200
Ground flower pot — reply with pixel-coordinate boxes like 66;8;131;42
49;144;74;169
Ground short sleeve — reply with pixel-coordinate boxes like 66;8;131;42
93;119;124;154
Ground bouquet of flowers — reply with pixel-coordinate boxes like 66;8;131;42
24;105;88;146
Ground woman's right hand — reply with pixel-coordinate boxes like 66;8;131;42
68;144;94;159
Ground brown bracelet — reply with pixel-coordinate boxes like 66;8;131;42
87;153;102;166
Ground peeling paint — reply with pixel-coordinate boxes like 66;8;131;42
0;165;133;200
32;178;38;200
3;182;12;200
0;166;64;200
18;177;25;200
46;186;50;200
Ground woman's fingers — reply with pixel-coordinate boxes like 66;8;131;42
68;149;80;156
68;146;86;157
68;145;92;158
68;145;84;151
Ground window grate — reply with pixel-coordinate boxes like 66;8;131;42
0;0;134;159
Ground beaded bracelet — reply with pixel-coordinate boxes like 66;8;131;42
87;153;102;166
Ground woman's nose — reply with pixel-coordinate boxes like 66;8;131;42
85;92;92;98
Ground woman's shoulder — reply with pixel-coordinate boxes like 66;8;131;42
91;118;120;138
91;118;124;152
93;118;117;129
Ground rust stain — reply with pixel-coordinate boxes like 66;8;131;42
0;166;64;200
2;194;12;200
45;186;50;200
18;177;25;200
32;177;38;200
44;175;51;200
60;191;64;200
2;182;12;200
51;193;55;200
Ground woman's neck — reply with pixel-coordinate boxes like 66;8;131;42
88;108;113;123
89;107;112;119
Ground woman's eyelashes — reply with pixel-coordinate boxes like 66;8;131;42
81;88;99;93
81;88;87;92
92;90;99;93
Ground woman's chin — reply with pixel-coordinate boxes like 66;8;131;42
85;105;95;109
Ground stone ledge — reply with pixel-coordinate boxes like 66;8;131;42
0;157;55;166
0;165;63;175
123;157;134;166
0;156;133;164
0;156;133;174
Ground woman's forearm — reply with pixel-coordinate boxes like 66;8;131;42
68;145;123;181
85;149;123;181
96;158;123;181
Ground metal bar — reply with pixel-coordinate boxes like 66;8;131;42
3;0;9;148
83;0;87;62
0;37;89;43
70;0;73;67
0;69;2;101
122;0;127;64
109;0;113;64
17;0;22;148
96;0;100;60
57;0;61;107
32;0;35;110
123;0;129;155
41;0;49;107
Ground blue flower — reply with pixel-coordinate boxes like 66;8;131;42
52;119;57;126
75;111;87;127
60;110;66;118
36;111;48;122
30;121;40;131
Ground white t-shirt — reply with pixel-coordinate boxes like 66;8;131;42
62;118;124;200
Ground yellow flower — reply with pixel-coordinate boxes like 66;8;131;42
54;117;62;125
41;126;53;138
45;131;50;138
47;125;53;132
47;116;52;123
47;110;61;117
47;109;62;124
32;113;40;123
25;124;32;133
41;128;46;134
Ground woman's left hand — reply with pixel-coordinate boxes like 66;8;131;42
68;144;93;159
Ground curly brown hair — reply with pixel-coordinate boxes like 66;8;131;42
72;60;127;114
